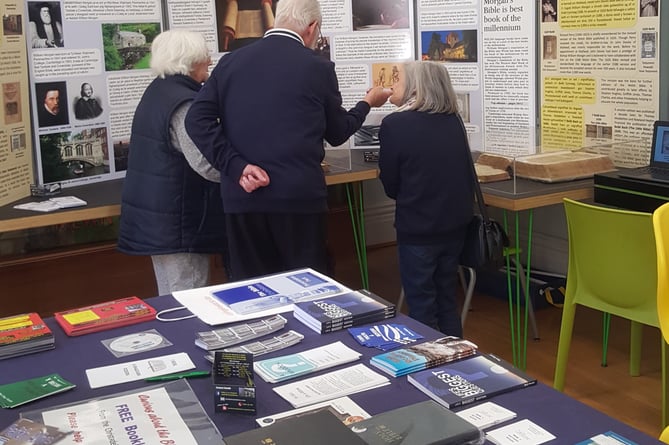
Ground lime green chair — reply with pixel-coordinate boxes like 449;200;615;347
554;199;667;427
661;427;669;444
653;202;669;429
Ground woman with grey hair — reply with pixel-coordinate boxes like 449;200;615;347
378;61;474;337
119;30;227;295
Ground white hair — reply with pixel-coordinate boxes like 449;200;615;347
274;0;322;34
150;30;209;78
396;61;459;114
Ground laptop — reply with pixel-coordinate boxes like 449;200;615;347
618;120;669;184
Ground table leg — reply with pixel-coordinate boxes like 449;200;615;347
346;182;369;289
504;209;537;370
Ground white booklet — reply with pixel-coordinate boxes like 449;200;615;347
272;363;390;408
13;196;87;212
456;401;517;430
486;419;556;445
254;341;361;383
85;352;195;389
256;396;371;427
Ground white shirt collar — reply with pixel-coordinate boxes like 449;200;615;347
263;28;305;46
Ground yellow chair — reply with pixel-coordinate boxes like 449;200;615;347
661;426;669;444
554;199;667;427
653;202;669;429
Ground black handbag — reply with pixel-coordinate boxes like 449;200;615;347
456;116;509;269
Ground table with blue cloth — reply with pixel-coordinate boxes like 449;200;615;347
0;293;662;444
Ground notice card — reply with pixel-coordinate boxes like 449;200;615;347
85;352;195;388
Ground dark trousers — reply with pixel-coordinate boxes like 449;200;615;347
398;234;466;337
225;212;328;281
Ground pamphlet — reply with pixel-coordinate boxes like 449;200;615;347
85;352;195;388
213;351;256;414
574;431;639;445
0;374;75;408
255;396;371;427
254;341;361;383
13;196;87;212
273;363;390;408
455;401;517;430
486;419;556;445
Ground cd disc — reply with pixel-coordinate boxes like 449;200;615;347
109;332;164;353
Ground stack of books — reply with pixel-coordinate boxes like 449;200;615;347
369;336;478;377
54;296;157;336
0;312;54;360
293;289;396;334
407;352;537;409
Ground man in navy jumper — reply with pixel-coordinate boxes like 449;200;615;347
186;0;390;280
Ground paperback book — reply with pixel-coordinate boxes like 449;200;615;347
0;312;54;360
370;336;478;377
347;400;484;445
293;289;396;334
0;374;75;408
407;353;537;409
54;296;157;336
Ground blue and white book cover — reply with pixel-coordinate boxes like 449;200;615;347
407;353;536;408
294;290;394;326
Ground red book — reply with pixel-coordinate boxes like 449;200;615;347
54;296;157;336
0;312;54;359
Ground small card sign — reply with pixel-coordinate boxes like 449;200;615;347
214;351;256;414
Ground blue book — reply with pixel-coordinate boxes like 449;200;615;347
293;290;396;334
407;353;537;408
370;336;478;377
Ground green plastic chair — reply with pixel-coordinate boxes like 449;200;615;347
653;202;669;429
554;199;667;427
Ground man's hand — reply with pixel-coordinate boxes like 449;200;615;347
363;86;392;108
239;164;270;193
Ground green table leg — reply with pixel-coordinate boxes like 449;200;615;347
346;182;369;289
504;209;534;370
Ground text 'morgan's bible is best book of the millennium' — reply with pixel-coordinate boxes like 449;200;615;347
407;353;537;409
293;289;396;334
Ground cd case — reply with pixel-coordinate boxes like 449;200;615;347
101;329;172;358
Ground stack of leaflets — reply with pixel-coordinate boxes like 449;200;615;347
0;374;75;408
195;314;287;351
254;341;362;383
293;289;396;334
407;353;537;409
0;312;54;360
369;336;478;377
204;330;304;363
54;296;157;336
349;323;423;351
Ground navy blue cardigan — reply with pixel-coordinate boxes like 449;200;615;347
378;111;474;245
185;30;370;214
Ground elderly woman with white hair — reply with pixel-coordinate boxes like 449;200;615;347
118;30;227;295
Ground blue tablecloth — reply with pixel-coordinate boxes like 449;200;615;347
0;295;662;444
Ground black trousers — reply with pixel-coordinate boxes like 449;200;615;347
225;212;329;281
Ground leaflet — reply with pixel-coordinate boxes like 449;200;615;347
85;352;195;389
256;396;370;427
272;363;390;408
255;341;361;383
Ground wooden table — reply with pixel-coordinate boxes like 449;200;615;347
480;177;594;369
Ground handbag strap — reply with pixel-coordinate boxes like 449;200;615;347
455;114;490;222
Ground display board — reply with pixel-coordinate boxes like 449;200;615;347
540;0;661;166
0;0;33;207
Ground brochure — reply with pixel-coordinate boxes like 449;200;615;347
273;363;390;408
254;341;361;383
486;419;556;445
85;352;195;388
